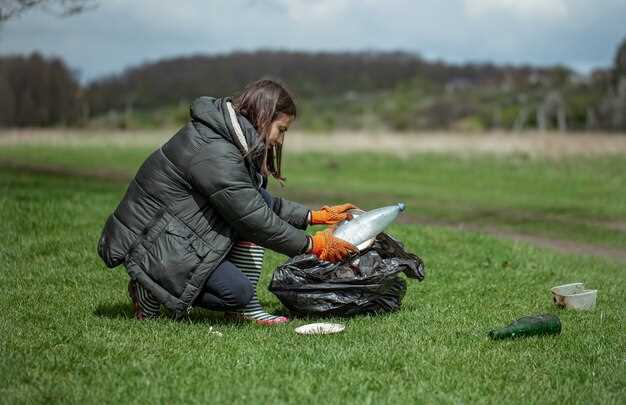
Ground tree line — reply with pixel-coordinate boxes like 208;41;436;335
84;50;568;114
0;44;624;131
0;53;82;126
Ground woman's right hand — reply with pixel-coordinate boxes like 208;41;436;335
309;229;358;262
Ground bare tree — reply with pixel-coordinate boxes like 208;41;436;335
537;91;567;132
0;53;83;126
613;37;626;82
0;0;97;21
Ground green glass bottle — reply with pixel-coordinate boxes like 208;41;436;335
488;314;561;340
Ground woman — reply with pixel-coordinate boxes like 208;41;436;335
97;79;358;325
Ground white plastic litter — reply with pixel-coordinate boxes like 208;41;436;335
551;282;598;310
208;326;223;337
294;323;345;335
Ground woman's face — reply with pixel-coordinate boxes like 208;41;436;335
267;113;294;148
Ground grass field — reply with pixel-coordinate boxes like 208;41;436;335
1;132;625;404
2;140;626;252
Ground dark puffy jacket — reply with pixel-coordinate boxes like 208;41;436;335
97;97;310;317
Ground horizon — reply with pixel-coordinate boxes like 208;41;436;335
2;48;615;85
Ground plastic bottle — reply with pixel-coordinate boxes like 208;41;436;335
333;203;405;247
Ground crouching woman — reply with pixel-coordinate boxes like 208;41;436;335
97;79;357;325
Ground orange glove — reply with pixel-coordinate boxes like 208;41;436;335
310;203;358;225
310;229;359;262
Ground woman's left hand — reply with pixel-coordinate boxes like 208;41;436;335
310;203;358;225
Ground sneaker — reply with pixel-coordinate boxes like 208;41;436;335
128;279;160;320
224;311;289;326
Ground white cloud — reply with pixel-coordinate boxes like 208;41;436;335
276;0;385;23
464;0;568;20
279;0;353;22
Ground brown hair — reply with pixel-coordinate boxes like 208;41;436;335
233;79;296;183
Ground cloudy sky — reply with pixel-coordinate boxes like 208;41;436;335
1;0;624;82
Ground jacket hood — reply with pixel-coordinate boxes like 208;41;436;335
190;96;262;157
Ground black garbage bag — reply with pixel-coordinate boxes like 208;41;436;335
269;233;425;317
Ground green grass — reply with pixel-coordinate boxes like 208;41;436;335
1;162;625;403
277;152;626;245
1;144;626;249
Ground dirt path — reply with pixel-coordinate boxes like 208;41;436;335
482;227;626;262
406;219;626;263
3;158;625;263
3;129;626;158
288;131;626;158
0;159;130;182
